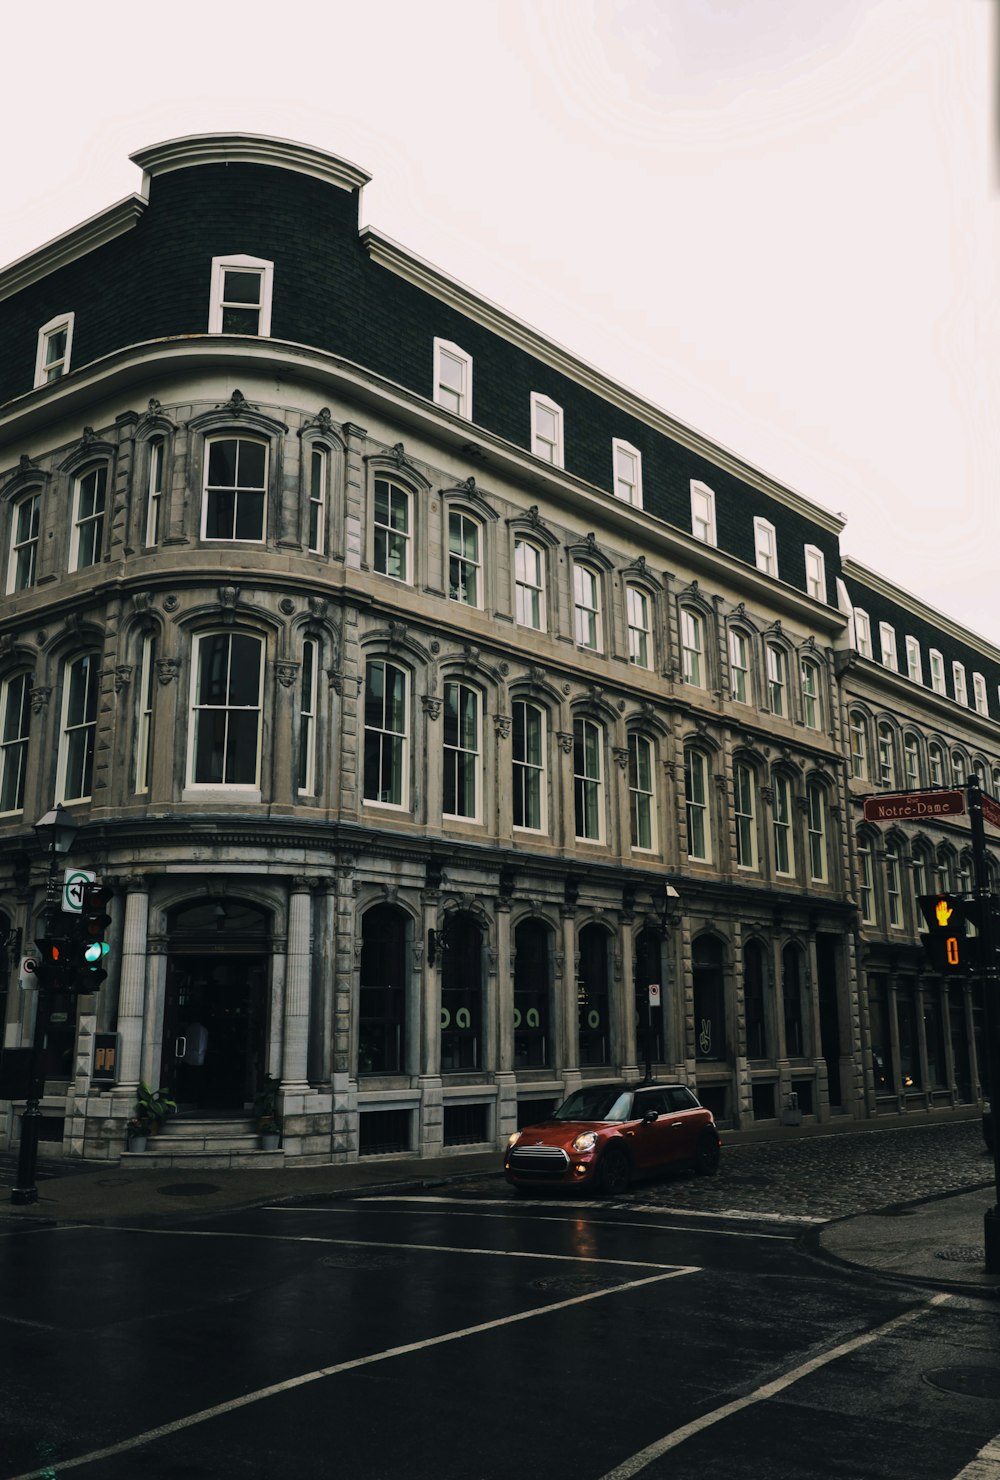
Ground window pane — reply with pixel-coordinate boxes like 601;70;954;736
223;270;262;305
208;439;238;486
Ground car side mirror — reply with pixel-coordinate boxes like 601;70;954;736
642;1109;658;1125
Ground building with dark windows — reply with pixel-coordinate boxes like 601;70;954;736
0;133;996;1164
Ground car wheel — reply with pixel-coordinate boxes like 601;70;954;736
599;1144;630;1196
694;1130;720;1177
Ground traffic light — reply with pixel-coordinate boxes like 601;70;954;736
34;935;72;990
73;883;112;991
917;894;979;976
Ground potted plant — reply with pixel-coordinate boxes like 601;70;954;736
126;1116;150;1153
137;1082;177;1135
253;1074;281;1149
257;1113;281;1151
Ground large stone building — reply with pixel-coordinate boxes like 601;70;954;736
0;134;996;1164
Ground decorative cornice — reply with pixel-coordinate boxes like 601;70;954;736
129;133;370;195
841;556;1000;663
0;196;146;303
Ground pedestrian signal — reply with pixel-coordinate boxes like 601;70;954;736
917;893;978;976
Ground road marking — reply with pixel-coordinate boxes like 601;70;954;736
950;1434;1000;1480
358;1193;825;1225
264;1204;797;1241
101;1225;688;1271
596;1293;952;1479
4;1266;696;1480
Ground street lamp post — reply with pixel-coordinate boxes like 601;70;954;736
10;805;79;1206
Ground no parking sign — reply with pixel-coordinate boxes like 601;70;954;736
647;983;661;1007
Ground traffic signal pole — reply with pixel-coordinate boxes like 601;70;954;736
967;777;1000;1274
10;879;59;1205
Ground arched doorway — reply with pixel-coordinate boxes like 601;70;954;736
359;904;409;1075
514;918;551;1068
162;898;271;1111
577;923;611;1066
634;926;664;1066
440;914;483;1072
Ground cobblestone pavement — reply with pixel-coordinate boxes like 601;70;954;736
461;1120;994;1221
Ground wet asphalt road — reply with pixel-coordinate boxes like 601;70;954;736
1;1119;998;1480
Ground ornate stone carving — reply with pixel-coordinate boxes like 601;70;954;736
279;598;296;616
163;594;179;612
218;586;239;610
276;661;299;688
390;442;407;466
29;685;51;714
387;620;408;649
114;665;132;693
132;591;154;615
494;713;511;740
557;731;574;755
613;746;630;771
303;407;333;435
308;595;328;620
422;694;442;721
156;658;179;686
218;389;255;416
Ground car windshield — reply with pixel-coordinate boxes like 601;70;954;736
552;1087;634;1123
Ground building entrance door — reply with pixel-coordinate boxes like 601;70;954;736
161;954;269;1111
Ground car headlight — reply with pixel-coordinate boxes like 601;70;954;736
506;1131;522;1150
571;1131;598;1153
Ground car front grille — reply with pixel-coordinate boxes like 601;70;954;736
509;1145;570;1175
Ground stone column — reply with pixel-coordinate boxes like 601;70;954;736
496;895;514;1073
618;914;638;1077
281;878;313;1090
115;879;150;1092
560;902;579;1081
887;975;903;1110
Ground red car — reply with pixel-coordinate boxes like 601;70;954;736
505;1081;720;1195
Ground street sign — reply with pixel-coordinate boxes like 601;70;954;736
62;869;96;914
18;956;38;989
983;793;1000;831
863;790;965;823
647;983;661;1007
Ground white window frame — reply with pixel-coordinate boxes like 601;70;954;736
850;711;869;781
628;733;655;852
433;338;472;419
853;608;872;658
186;631;264;795
612;439;642;507
443;680;481;822
529;393;564;466
879;622;897;671
512;699;546;833
0;671;31;815
766;643;788;717
807;784;826;882
928;741;944;786
448;510;482;608
729;628;750;705
574;716;605;843
70;465;108;572
929;649;945;694
574;564;602;651
690;481;717;545
363;659;409;809
804;544;826;601
513;537;546;631
372;477;412;584
681;608;704;687
885;845;903;930
57;653;99;804
877;722;896;788
972;672;988;717
800;659;820;729
7;491;40;593
208;254;273;336
144;437;165;547
952;661;968;706
307;445;329;555
905;636;923;685
858;836;876;924
202;435;268;543
684;746;711;862
298;638;318;797
753;517;778;577
903;733;920;789
734;762;757;870
772;773;794;877
625;585;652;669
34;312;75;387
135;633;156;796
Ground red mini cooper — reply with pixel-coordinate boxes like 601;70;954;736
504;1081;720;1195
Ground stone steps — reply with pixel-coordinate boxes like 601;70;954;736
122;1116;284;1170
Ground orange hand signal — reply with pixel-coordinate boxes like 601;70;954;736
935;898;953;927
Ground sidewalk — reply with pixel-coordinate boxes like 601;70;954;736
3;1139;998;1299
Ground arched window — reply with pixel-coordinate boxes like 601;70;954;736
628;733;655;851
297;638;318;797
782;944;806;1057
734;762;757;869
363;659;409;808
7;492;39;592
372;477;412;582
928;740;945;786
70;465;108;570
849;711;869;781
574;717;604;842
514;917;551;1068
685;746;711;862
145;437;165;547
937;847;957;893
807;782;827;882
800;658;821;729
952;749;967;788
766;644;788;717
573;564;602;651
0;672;31;813
578;923;611;1065
857;833;876;924
903;732;920;789
443;680;480;821
448;510;482;608
681;608;705;687
728;628;751;705
440;914;483;1071
202;436;267;542
911;847;929;903
359;905;408;1075
187;632;264;790
307;444;329;555
877;722;896;788
58;653;100;802
884;840;903;929
772;773;794;877
513;538;546;631
135;634;156;796
625;585;652;668
512;700;546;832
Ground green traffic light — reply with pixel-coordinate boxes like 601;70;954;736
83;942;110;963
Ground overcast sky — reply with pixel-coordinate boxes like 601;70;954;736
3;0;997;645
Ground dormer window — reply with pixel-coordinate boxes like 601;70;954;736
530;394;563;465
34;313;75;387
208;256;273;336
612;440;642;507
433;339;472;419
